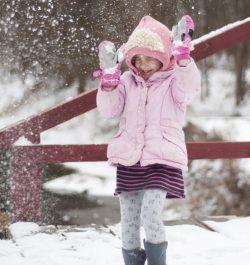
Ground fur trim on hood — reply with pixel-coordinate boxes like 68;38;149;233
122;15;175;72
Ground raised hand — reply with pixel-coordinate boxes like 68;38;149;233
171;15;195;61
93;41;122;90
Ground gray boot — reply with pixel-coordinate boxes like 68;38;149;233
143;239;168;265
122;247;147;265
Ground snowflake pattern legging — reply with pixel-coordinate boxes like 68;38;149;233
119;189;167;250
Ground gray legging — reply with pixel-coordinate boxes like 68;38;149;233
119;189;167;250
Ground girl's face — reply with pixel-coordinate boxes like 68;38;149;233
132;55;163;80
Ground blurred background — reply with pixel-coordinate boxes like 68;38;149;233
0;0;249;225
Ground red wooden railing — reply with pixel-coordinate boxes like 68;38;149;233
1;18;250;223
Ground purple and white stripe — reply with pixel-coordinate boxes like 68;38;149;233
114;161;185;199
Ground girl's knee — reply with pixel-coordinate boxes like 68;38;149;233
140;204;165;237
141;215;166;243
141;214;162;230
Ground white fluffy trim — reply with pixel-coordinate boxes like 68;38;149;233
124;28;164;53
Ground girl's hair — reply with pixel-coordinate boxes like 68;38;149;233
131;56;136;66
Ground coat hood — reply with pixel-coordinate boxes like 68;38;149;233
122;15;175;72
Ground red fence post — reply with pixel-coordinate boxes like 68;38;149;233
9;147;42;223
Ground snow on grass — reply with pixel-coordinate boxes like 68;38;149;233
0;217;249;265
204;217;250;242
9;222;40;239
42;161;116;196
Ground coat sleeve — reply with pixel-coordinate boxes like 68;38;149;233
171;58;201;110
96;76;126;118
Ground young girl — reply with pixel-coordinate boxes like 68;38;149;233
95;15;201;265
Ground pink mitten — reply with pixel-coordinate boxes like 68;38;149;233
172;15;195;61
93;41;123;90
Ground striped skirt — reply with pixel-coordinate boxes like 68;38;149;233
114;161;185;199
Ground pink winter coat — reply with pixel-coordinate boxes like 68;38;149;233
96;58;201;171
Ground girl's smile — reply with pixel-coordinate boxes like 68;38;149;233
132;55;163;80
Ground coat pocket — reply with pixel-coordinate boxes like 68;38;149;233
112;117;126;138
107;117;135;160
160;119;187;162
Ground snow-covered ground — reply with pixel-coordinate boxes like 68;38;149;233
0;217;249;265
